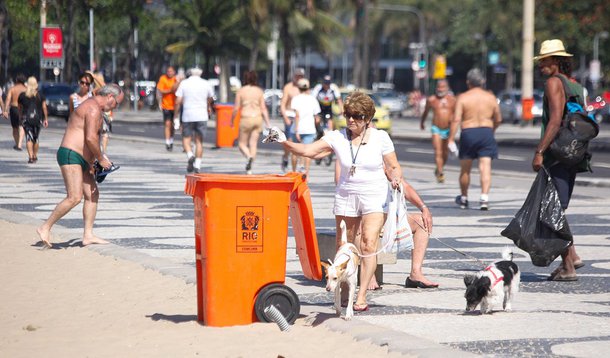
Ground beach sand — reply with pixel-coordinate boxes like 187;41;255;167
0;220;405;357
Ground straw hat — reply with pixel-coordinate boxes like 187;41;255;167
534;39;573;60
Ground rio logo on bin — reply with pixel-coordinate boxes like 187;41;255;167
236;207;263;253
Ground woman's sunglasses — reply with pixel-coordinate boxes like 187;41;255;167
80;81;91;86
344;111;365;120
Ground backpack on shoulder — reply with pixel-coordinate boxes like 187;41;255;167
548;75;599;167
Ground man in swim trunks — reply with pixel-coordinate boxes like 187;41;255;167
36;84;124;248
420;79;456;183
448;69;502;210
3;74;27;151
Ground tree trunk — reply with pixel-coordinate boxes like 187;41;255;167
0;4;7;83
505;52;514;91
280;16;291;84
360;0;369;88
63;2;77;82
219;56;230;103
248;19;261;71
352;6;363;87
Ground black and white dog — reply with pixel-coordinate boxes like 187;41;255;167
464;247;520;314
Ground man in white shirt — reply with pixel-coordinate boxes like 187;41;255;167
290;78;321;175
174;67;215;173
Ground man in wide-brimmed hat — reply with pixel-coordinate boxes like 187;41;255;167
532;39;587;282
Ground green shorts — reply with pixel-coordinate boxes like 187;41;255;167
56;147;89;171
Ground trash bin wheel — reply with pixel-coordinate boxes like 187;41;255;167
254;283;300;324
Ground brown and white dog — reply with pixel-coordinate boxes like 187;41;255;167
321;220;361;320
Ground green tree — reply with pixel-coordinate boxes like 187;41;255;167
165;0;249;101
3;1;40;79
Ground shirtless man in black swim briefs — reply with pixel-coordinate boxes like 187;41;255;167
448;69;502;210
37;84;124;248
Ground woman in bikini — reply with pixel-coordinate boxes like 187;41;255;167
69;73;94;114
231;71;271;174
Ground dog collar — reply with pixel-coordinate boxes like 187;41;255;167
485;266;504;288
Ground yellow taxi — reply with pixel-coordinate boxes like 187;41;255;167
332;88;392;135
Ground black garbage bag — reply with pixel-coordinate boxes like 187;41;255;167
501;168;573;267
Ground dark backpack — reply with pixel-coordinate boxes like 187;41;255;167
548;76;599;167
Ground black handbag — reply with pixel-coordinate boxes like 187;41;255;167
548;76;599;167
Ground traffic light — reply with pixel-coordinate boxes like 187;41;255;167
418;53;427;69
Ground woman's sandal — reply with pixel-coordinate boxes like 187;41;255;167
353;303;369;312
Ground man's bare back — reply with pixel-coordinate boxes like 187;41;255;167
455;87;501;130
7;84;26;108
61;97;105;163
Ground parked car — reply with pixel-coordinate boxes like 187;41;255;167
497;89;543;124
373;90;406;118
333;90;392;135
40;82;75;120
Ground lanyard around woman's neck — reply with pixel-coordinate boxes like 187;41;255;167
348;127;367;176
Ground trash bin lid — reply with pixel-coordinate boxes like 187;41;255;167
185;173;302;197
213;103;235;110
289;179;322;281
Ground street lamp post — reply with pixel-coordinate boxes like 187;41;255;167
368;4;427;93
474;33;488;85
592;31;609;92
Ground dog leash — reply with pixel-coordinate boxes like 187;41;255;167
430;236;488;269
411;218;489;269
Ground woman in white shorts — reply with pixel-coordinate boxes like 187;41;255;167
279;91;404;312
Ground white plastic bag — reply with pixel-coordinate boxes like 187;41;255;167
381;184;413;254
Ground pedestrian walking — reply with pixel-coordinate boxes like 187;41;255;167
448;69;502;210
532;39;587;281
156;65;182;151
173;67;214;173
231;70;271;174
290;78;321;176
36;84;124;248
18;77;48;164
69;72;94;114
4;74;27;151
420;79;456;183
279;68;305;172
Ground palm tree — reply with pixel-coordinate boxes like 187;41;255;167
165;0;249;102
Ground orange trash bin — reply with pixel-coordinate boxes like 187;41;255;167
184;172;322;327
214;103;240;147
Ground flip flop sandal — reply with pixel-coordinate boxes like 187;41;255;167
353;303;369;312
94;162;120;183
551;272;578;282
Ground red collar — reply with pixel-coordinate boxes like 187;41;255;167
485;266;504;288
